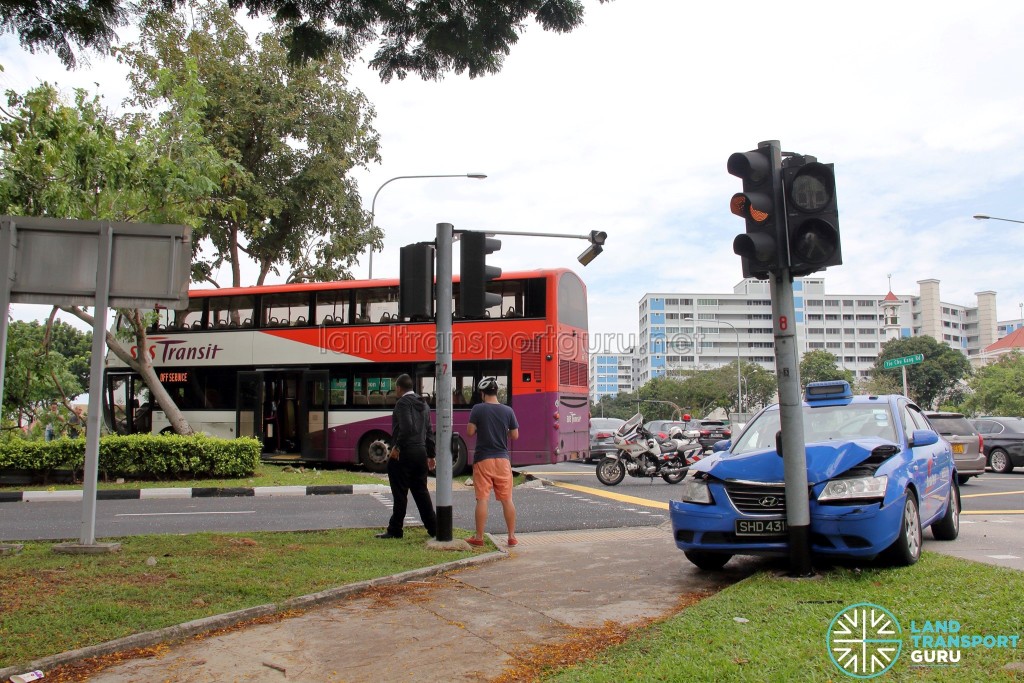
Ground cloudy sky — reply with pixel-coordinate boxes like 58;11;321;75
4;0;1024;352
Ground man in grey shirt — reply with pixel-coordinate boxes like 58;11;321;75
466;377;519;547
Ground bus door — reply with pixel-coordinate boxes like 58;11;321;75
105;371;153;434
236;371;265;447
300;370;328;461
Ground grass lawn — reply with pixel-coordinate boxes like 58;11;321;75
0;528;485;670
538;553;1024;682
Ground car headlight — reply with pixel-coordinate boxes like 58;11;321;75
678;474;713;504
818;475;888;502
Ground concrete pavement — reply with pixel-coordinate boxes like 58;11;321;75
16;526;762;683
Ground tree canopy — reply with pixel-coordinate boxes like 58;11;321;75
800;349;854;386
873;336;971;409
1;0;610;80
117;2;381;286
2;320;90;426
961;352;1024;417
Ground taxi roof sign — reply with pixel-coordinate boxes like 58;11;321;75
805;380;853;402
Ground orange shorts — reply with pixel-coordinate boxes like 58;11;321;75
473;458;513;501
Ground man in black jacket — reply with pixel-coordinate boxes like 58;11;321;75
377;374;437;539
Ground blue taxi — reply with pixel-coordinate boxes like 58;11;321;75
670;381;960;570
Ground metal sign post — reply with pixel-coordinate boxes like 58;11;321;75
0;216;191;553
434;222;455;542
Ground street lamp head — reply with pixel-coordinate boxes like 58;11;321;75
467;173;488;179
973;214;990;220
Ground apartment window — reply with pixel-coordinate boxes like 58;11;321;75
826;342;841;349
825;300;840;307
843;300;854;306
697;298;719;306
826;327;840;335
666;298;679;305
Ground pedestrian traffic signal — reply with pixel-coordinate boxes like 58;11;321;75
728;143;785;279
782;158;841;277
399;242;435;320
460;231;501;318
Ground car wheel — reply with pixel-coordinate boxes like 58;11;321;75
932;480;960;541
956;474;971;486
883;492;922;566
684;550;732;570
989;448;1014;474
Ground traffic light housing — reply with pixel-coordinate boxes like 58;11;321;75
399;242;435;320
460;230;501;318
782;158;841;277
728;144;785;279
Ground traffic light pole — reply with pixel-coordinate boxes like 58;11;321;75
771;270;813;577
434;222;455;542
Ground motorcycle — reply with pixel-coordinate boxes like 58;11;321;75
596;413;704;486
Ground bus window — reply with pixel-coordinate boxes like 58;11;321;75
317;290;351;326
329;376;348;407
263;291;312;328
157;298;205;331
209;295;256;329
557;272;587;329
355;286;400;324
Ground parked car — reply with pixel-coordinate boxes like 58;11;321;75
695;419;732;451
589;417;626;463
924;411;986;484
670;380;959;570
643;419;696;440
970;417;1024;473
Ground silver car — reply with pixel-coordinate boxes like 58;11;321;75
925;411;986;484
588;417;626;463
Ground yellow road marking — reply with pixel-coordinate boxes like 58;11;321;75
546;481;670;510
960;489;1024;499
962;510;1024;515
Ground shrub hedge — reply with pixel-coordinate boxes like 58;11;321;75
0;434;262;481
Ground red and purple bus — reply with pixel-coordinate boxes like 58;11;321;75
104;269;590;475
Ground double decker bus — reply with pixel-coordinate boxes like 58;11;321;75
104;269;590;475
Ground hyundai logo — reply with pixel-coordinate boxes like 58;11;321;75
759;496;779;508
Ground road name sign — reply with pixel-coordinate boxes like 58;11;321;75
883;354;924;370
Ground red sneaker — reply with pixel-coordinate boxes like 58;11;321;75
506;537;518;547
466;537;485;547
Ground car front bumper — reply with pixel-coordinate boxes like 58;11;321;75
670;491;903;559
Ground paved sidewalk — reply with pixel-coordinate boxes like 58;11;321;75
45;527;760;682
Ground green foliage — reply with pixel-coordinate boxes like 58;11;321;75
0;434;261;480
962;351;1024;416
117;1;383;286
874;336;971;409
2;0;608;81
800;349;855;386
2;321;88;424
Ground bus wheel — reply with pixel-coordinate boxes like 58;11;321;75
159;426;175;436
451;435;468;477
361;431;391;473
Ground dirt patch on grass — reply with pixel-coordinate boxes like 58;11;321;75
493;590;714;682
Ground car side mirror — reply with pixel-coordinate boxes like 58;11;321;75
712;440;730;452
910;429;939;447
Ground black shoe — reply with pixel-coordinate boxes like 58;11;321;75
375;532;402;539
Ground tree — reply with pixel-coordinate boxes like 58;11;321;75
117;2;381;287
2;320;88;427
739;361;777;413
1;0;610;80
874;336;971;409
800;350;854;386
962;352;1024;417
0;77;230;434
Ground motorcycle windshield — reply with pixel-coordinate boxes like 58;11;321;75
618;413;643;436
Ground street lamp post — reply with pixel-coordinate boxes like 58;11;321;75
685;317;742;415
368;173;487;278
973;214;1024;225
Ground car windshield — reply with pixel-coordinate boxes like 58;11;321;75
591;418;624;431
732;404;898;455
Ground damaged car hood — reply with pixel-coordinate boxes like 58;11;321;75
692;439;900;484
